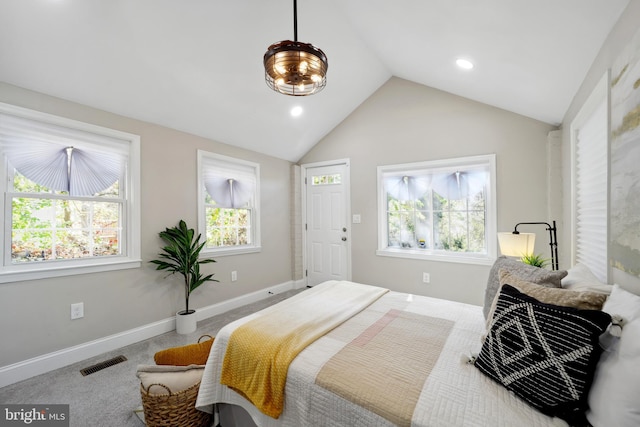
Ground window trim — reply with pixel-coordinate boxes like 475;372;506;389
197;150;261;257
0;102;141;283
376;154;497;266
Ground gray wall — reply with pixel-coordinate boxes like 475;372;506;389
300;77;557;305
560;0;640;293
0;83;293;366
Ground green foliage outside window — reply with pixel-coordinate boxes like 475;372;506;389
386;188;486;254
205;207;250;248
10;172;121;263
203;188;252;249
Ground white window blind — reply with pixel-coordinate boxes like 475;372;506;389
201;154;256;209
574;98;608;281
0;112;127;196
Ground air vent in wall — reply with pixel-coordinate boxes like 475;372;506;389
80;355;127;376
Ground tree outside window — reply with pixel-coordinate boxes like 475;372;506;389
10;172;121;263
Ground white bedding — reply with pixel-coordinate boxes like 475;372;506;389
196;282;566;427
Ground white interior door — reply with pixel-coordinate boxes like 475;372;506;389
304;162;350;286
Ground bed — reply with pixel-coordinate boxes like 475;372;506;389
195;260;640;427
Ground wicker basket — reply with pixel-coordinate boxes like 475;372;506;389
140;382;212;427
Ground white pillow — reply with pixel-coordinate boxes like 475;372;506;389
561;263;612;294
586;285;640;427
136;364;204;395
601;284;640;321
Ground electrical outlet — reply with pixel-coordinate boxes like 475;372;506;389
71;302;84;320
422;272;430;284
231;271;237;282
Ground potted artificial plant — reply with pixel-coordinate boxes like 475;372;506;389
150;220;218;334
520;253;549;269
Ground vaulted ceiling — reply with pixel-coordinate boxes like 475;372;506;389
0;0;629;161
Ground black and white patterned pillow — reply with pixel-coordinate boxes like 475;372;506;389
476;285;611;426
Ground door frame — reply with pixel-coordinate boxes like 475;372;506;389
300;158;352;286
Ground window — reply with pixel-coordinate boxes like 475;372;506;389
377;154;496;265
311;174;341;185
0;103;141;283
197;150;260;256
571;73;608;281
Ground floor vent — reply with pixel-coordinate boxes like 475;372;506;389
80;355;127;376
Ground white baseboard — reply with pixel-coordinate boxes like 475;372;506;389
0;280;302;388
195;280;303;320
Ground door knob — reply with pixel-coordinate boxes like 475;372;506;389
342;227;347;232
342;237;347;241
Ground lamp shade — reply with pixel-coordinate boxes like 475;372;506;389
497;232;535;257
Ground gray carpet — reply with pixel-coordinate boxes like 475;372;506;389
0;289;303;427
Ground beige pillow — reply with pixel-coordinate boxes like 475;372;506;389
485;269;608;331
136;364;204;395
483;256;567;319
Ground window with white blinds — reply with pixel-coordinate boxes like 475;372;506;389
572;78;608;282
197;150;261;256
0;102;141;283
376;154;497;265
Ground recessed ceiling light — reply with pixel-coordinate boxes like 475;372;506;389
456;59;474;70
291;106;303;117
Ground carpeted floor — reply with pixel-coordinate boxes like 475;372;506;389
0;288;303;427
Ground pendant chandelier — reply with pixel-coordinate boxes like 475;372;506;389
263;0;328;96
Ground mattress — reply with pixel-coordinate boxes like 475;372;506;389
196;281;566;427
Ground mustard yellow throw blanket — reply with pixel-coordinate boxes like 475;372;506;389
220;280;389;418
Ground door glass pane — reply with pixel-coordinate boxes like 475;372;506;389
312;174;342;185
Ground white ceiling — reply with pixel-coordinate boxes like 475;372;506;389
0;0;629;162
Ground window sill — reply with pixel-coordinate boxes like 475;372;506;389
0;258;142;284
376;247;495;266
201;245;261;258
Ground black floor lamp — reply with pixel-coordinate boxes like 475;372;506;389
498;220;559;270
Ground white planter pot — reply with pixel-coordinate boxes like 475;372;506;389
176;310;197;334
